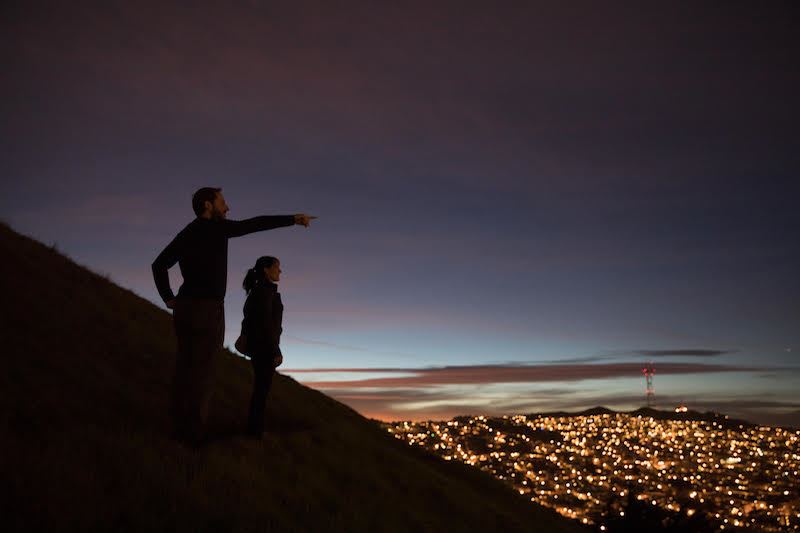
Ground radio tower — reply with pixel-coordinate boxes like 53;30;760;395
642;362;655;407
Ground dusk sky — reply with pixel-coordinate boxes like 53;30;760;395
4;1;798;425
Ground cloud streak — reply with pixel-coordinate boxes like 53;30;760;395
633;349;736;358
287;361;761;389
535;348;737;365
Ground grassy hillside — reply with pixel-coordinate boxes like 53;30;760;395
0;222;584;533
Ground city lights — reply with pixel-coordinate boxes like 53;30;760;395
385;413;799;531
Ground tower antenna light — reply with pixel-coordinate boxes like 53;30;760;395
642;362;655;408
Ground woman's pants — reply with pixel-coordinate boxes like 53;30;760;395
247;353;276;436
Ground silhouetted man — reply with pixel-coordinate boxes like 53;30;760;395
152;187;315;446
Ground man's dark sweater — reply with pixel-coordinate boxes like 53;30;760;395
152;215;294;303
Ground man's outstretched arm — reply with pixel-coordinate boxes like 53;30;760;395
223;214;317;238
152;235;181;307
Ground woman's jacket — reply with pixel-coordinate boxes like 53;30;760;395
241;280;283;358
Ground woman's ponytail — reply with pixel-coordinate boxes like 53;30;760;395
242;267;259;293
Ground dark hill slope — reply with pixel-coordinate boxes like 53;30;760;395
0;222;583;533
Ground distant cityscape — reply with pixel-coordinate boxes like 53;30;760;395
383;407;800;531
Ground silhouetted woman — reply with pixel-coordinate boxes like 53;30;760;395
241;256;284;438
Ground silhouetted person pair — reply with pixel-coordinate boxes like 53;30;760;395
152;187;315;446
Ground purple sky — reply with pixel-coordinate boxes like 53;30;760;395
3;1;799;425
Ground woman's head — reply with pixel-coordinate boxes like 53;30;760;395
242;256;280;292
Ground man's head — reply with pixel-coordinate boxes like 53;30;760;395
192;187;229;220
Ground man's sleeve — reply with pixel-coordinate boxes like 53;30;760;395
222;215;295;238
151;234;182;303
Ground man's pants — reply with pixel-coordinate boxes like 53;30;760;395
171;298;224;446
247;354;276;437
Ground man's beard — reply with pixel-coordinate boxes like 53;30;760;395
211;208;226;220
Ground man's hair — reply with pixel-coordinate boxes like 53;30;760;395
192;187;222;217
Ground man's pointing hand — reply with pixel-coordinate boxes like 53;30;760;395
293;214;318;227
